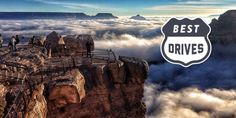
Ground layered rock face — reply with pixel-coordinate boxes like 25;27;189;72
25;84;47;118
210;10;236;44
47;69;86;108
0;85;6;118
46;56;148;118
0;30;148;118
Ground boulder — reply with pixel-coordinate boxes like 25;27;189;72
44;31;60;50
48;69;85;108
64;35;94;52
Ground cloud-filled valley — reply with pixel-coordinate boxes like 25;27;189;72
145;44;236;118
0;18;163;39
0;17;236;118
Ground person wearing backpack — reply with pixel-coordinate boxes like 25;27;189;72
15;35;20;45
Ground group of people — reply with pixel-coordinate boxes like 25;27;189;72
0;34;21;51
0;34;94;58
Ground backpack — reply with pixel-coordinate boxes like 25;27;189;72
8;41;12;46
15;37;19;44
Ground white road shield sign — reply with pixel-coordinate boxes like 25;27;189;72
161;18;212;67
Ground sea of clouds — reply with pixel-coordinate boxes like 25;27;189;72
0;17;235;118
0;18;165;61
0;18;163;39
145;44;236;118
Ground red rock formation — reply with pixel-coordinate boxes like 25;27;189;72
48;69;85;108
0;32;148;118
25;84;47;118
0;85;6;118
46;56;148;118
45;31;61;49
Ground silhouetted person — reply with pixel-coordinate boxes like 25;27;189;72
86;41;92;57
47;43;52;58
29;36;35;46
15;35;20;45
4;92;15;117
0;34;3;48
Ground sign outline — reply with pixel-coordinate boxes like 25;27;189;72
160;18;212;67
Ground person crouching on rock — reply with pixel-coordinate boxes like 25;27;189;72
0;34;3;48
9;36;16;52
86;40;92;58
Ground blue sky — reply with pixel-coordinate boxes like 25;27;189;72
0;0;235;16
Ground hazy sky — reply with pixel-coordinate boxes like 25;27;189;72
0;0;235;16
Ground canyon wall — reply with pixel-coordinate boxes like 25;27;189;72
46;56;148;118
0;43;148;118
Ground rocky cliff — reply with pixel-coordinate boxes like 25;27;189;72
0;33;148;118
210;10;236;44
46;56;148;118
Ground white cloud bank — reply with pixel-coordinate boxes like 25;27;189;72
95;34;162;61
144;85;236;118
0;17;236;118
0;18;163;39
0;18;164;61
145;44;236;118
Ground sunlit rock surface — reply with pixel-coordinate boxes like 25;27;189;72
0;85;6;118
0;31;148;118
25;84;47;118
48;69;85;108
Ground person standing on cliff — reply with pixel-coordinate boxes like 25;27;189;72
9;36;16;52
29;36;35;47
0;34;3;48
15;35;20;46
58;35;66;56
86;40;92;58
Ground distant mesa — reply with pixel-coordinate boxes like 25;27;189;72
92;13;118;19
0;12;118;20
130;14;146;20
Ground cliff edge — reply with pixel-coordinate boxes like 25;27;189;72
0;31;148;118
